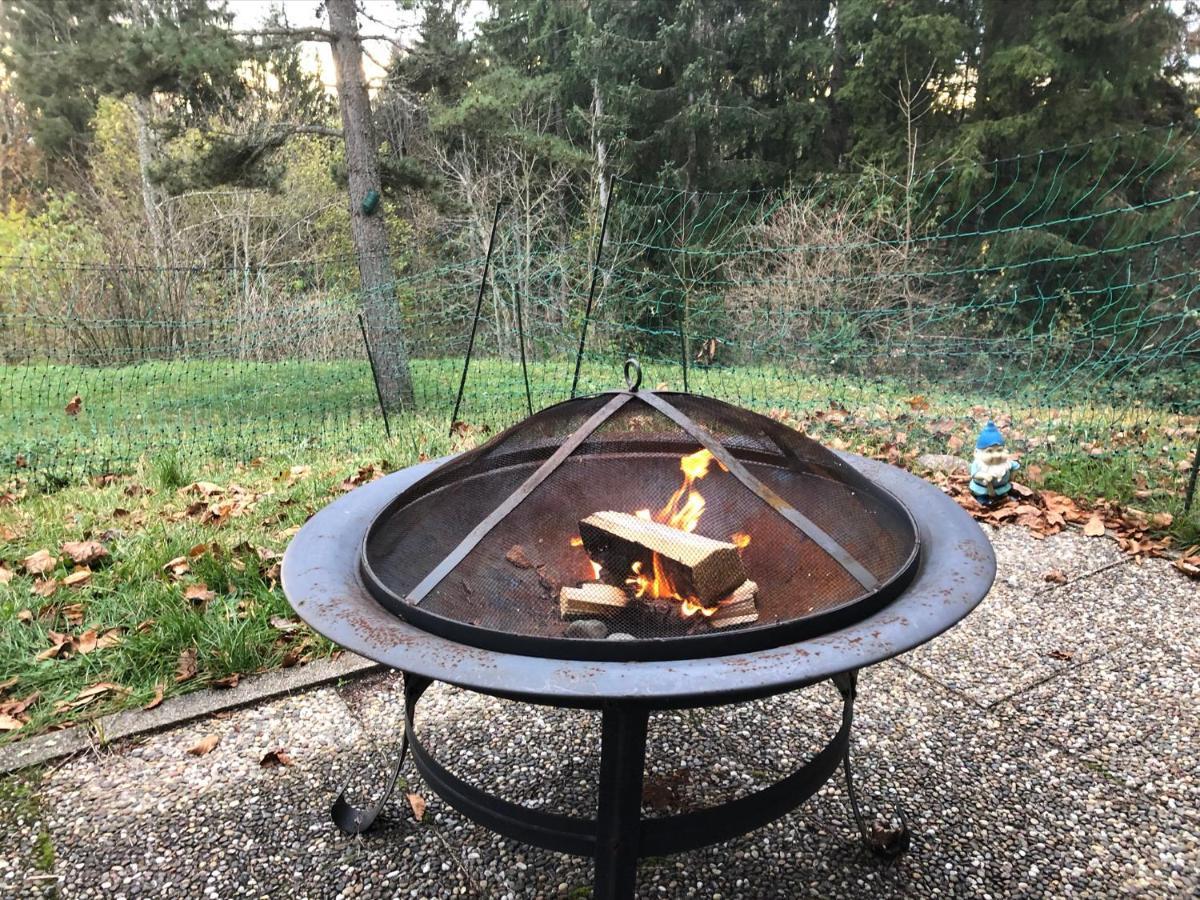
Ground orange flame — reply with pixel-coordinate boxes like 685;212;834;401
680;598;718;617
574;446;745;620
569;536;583;547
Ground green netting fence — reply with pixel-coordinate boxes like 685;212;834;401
2;127;1198;527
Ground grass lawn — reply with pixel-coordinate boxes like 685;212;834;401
1;355;1196;741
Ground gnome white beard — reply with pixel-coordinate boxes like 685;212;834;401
972;447;1011;488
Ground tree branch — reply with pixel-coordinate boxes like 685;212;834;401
278;124;343;139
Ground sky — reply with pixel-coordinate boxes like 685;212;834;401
224;0;489;89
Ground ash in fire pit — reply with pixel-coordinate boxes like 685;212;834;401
359;385;919;661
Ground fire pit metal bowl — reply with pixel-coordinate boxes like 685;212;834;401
282;382;995;900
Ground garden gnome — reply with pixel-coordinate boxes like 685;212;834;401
969;420;1020;505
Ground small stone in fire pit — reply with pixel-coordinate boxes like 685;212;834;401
607;632;635;641
565;619;608;639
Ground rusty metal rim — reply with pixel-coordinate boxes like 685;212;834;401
281;453;995;710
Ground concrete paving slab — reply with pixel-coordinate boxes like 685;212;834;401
903;537;1197;708
997;637;1199;811
900;577;1131;707
0;725;93;776
95;652;381;745
985;524;1126;596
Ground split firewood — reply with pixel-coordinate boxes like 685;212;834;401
578;511;746;606
559;583;630;619
709;580;759;629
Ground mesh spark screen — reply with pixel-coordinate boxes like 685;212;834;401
361;393;919;660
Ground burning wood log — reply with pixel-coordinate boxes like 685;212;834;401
578;510;747;606
709;580;759;629
559;583;630;619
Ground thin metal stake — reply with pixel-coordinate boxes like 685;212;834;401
358;313;392;439
514;279;533;416
570;178;615;398
450;201;503;434
1185;429;1200;514
678;295;689;393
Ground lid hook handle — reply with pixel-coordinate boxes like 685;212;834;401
623;358;643;391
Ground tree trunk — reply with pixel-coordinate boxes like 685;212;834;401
827;2;850;168
327;0;415;410
130;95;164;262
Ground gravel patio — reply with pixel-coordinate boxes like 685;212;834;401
2;523;1197;898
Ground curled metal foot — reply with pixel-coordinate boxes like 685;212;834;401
834;670;911;860
331;730;409;834
842;744;910;859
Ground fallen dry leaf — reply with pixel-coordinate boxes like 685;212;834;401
0;714;23;731
211;673;240;690
905;395;930;411
1043;569;1068;585
179;481;223;498
162;556;190;579
0;676;17;692
406;792;427;821
175;647;198;683
1047;649;1074;662
54;681;128;712
75;629;98;654
144;683;165;710
61;602;85;625
96;628;123;650
62;568;92;588
260;748;294;768
64;394;82;416
0;565;13;584
16;609;33;623
60;540;108;566
35;635;72;661
1083;514;1106;537
32;577;59;598
187;734;220;756
183;583;216;606
269;616;301;634
23;549;57;575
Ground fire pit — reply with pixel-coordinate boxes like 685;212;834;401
282;363;995;899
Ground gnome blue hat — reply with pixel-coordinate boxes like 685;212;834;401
976;420;1005;450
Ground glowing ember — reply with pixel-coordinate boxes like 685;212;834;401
569;536;583;547
730;532;751;550
680;598;718;617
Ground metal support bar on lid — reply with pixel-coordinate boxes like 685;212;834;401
635;390;881;591
404;391;634;606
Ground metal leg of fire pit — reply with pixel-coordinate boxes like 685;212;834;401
330;672;423;835
833;670;912;860
594;703;650;900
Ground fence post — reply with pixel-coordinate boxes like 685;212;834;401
358;313;392;440
571;178;615;399
450;201;503;433
1185;428;1200;515
514;280;533;416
